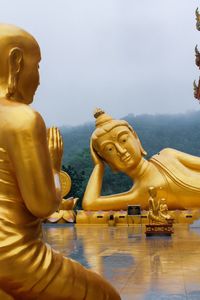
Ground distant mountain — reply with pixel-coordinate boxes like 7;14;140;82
60;122;94;165
61;110;200;165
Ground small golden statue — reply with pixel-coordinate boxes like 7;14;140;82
83;109;200;211
0;25;120;300
159;198;171;221
146;187;173;236
147;187;171;224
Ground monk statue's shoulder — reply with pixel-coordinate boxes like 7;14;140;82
10;104;46;133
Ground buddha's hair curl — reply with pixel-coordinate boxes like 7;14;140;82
92;108;134;139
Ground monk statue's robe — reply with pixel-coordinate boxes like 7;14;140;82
0;24;120;300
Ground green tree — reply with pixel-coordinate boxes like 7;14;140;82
62;165;85;209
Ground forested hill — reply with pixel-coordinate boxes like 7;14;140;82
60;111;200;201
61;110;200;164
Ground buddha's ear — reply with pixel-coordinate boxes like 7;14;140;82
128;125;147;156
7;47;23;98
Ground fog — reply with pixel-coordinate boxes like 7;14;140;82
0;0;199;125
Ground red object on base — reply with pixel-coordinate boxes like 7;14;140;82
145;224;174;236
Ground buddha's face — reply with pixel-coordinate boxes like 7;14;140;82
94;125;142;172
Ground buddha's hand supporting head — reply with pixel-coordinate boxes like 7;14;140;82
0;24;41;104
91;109;147;173
47;127;63;171
90;138;104;167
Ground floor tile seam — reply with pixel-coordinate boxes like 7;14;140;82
119;267;140;294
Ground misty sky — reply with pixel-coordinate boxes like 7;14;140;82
0;0;200;126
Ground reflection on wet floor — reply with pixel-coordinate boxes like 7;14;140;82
43;224;200;300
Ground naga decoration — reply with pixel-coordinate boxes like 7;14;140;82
195;45;200;68
193;78;200;100
196;8;200;31
194;9;200;103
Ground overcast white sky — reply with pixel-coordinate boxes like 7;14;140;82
1;0;200;126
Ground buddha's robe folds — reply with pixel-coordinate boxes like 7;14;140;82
150;148;200;209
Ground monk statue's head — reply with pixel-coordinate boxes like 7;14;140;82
91;109;147;172
148;186;157;198
0;24;41;104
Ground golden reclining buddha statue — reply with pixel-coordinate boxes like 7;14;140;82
0;24;120;300
82;109;200;211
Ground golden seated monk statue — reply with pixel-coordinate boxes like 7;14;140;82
147;187;168;224
159;198;171;221
82;109;200;211
0;25;120;300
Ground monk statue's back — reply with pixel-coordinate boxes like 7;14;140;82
0;24;120;300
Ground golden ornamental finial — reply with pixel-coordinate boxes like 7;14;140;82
193;77;200;101
195;45;200;69
94;108;105;119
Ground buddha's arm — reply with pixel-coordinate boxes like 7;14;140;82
83;142;139;211
82;163;104;210
82;165;138;210
6;110;61;218
83;187;139;211
162;148;200;169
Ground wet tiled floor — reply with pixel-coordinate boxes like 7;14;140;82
43;224;200;300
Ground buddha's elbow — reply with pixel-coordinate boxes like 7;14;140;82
82;199;91;210
82;199;96;211
82;201;89;211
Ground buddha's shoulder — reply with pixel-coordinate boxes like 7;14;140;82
160;148;177;155
153;148;179;158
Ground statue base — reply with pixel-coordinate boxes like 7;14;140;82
76;209;200;225
145;224;174;236
76;210;147;225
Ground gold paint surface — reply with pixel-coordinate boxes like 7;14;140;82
0;25;120;299
147;187;171;224
60;170;72;197
83;110;200;211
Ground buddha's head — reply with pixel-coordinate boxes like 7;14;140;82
91;109;147;172
0;24;41;104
